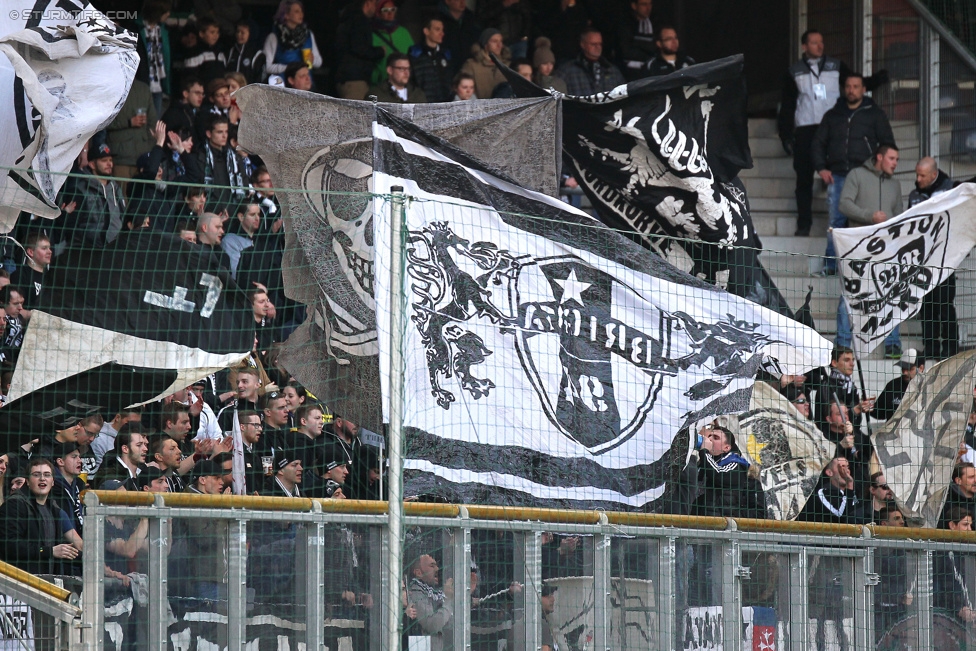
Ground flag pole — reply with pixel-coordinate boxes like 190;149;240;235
386;185;407;651
856;358;873;437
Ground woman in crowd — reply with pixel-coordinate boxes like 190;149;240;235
460;28;510;100
263;0;322;80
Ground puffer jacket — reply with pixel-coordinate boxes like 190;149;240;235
811;96;896;175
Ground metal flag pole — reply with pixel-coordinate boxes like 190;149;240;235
856;358;873;437
386;185;407;651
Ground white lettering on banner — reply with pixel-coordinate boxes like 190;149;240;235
142;274;223;318
0;594;34;651
198;274;222;318
682;606;724;650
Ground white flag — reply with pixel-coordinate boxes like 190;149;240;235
371;110;832;509
832;183;976;356
0;2;137;230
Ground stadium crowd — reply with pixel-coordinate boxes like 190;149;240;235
0;0;973;647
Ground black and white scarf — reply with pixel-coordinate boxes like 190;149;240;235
409;578;445;607
277;22;309;50
145;24;166;94
203;142;245;199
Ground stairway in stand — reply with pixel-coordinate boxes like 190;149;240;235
742;118;923;371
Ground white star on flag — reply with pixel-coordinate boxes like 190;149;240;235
555;269;591;306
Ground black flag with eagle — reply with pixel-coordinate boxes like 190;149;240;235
498;54;797;319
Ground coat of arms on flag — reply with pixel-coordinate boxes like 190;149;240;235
372;109;831;509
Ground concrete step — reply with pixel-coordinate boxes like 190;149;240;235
749;137;790;158
739;157;799;179
748;118;779;138
749;196;827;213
744;177;811;198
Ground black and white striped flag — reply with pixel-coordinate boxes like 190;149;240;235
371;110;831;509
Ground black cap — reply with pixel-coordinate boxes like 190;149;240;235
55;442;80;459
541;584;558;597
90;143;113;160
275;447;304;471
319;441;351;472
99;479;126;490
138;466;168;490
191;458;222;479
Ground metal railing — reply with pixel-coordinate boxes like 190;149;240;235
68;490;976;651
0;561;82;651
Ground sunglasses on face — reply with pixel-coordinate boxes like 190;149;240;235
792;398;808;404
874;484;890;491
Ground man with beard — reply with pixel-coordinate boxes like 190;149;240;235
325;413;364;498
939;462;976;529
812;73;895;276
646;26;694;77
407;553;455;651
68;144;126;249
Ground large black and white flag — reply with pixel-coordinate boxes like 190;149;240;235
833;184;976;356
874;350;976;528
0;1;138;231
372;110;831;508
10;232;252;404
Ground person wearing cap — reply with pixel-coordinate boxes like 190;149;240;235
138;466;171;493
409;17;453;103
51;443;87;537
304;441;348;499
0;457;80;575
66;142;126;250
267;449;303;498
531;37;566;94
782;384;812;420
874;349;924;422
175;458;228;604
460;28;510;100
555;28;626;97
325;412;362;498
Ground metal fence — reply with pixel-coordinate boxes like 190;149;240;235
38;491;968;651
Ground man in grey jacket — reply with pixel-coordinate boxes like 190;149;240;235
835;144;903;354
407;553;454;651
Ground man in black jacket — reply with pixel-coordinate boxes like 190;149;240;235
812;73;895;275
409;18;453;103
911;157;958;359
874;349;923;421
692;424;765;519
0;457;80;575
